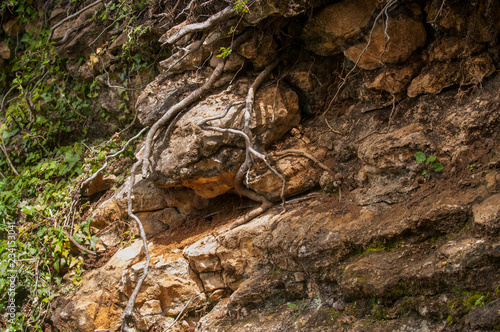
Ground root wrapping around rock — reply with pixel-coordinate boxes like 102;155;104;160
121;161;150;331
141;58;226;178
198;58;287;230
162;6;237;46
48;0;103;42
81;126;149;192
270;149;332;173
324;0;399;114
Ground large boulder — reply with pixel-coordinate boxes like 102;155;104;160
407;52;496;97
302;0;380;56
344;12;426;70
137;72;300;198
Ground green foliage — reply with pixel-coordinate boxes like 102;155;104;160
217;47;232;59
287;299;307;318
0;0;156;330
416;152;444;179
233;0;249;14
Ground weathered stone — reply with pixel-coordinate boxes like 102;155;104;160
159;46;211;73
408;53;496;97
200;272;225;292
210;52;246;72
139;300;163;316
0;41;10;60
465;299;500;330
365;65;417;95
132;208;185;237
2;19;21;36
427;37;484;62
114;175;170;212
80;173;116;196
235;34;277;69
247;147;327;201
183;235;222;273
89;176;170;230
147;77;299;198
357;124;432;174
135;69;207;126
98;86;120;114
243;0;318;25
302;0;380;56
49;8;67;25
96;224;122;250
90;197;124;229
473;193;500;230
164;188;209;215
344;14;426;70
425;1;500;43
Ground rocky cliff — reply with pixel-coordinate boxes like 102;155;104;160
49;0;500;331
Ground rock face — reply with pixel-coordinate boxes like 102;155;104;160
50;0;500;331
138;74;300;198
302;0;380;56
344;12;427;70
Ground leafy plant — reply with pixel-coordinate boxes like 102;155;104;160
416;152;444;179
287;299;307;318
217;46;232;59
233;0;249;14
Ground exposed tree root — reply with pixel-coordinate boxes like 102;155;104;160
323;0;398;115
81;126;149;193
270;149;332;173
120;59;226;330
198;59;286;231
162;6;237;46
121;161;149;332
141;59;225;178
48;0;103;42
63;229;97;256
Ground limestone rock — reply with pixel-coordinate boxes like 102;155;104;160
139;300;162;316
135;69;207;126
183;235;222;273
365;65;417;95
425;1;500;43
145;77;299;198
408;52;496;97
0;41;11;60
357;124;432;174
210;52;246;72
344;14;426;70
427;37;484;62
465;299;500;330
80;173;116;196
200;272;225;292
302;0;380;56
243;0;320;25
49;8;67;25
473;193;500;230
90;197;124;229
90;176;169;230
159;46;211;73
98;86;120;114
235;34;277;69
132;208;185;237
247;148;327;201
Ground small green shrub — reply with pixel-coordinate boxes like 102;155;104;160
416;152;444;179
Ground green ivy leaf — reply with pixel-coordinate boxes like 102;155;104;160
426;155;436;165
